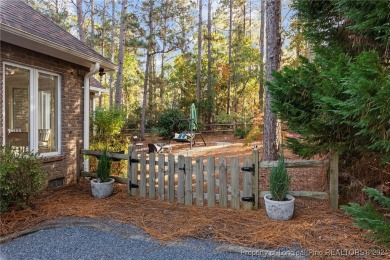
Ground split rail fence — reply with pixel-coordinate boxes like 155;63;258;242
80;145;339;209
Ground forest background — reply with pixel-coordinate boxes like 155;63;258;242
23;0;301;140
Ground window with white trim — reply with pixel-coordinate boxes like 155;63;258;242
3;63;61;155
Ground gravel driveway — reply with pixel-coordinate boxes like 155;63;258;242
0;218;277;260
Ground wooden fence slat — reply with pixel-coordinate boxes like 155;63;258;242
177;155;185;204
139;153;147;198
168;154;175;202
219;158;227;208
231;157;240;210
207;157;215;207
130;150;138;196
252;149;259;210
243;157;253;211
330;151;339;209
185;157;193;206
127;145;133;195
158;154;165;201
149;152;156;199
259;159;328;168
195;157;204;206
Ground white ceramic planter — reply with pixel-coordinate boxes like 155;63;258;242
264;194;295;220
91;178;114;199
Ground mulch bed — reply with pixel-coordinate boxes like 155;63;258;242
1;181;388;259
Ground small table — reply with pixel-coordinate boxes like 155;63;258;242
135;143;144;151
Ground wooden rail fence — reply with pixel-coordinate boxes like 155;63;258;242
81;145;338;209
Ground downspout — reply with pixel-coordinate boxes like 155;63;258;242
84;63;100;171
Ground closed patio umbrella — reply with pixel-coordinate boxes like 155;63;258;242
189;103;197;131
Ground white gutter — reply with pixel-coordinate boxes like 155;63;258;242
84;63;100;171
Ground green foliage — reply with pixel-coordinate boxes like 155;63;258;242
156;108;187;138
269;156;290;201
92;107;127;137
342;188;390;246
245;126;263;144
234;128;250;139
96;150;111;183
0;146;47;212
269;51;390;160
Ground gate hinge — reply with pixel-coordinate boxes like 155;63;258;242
241;164;255;175
130;158;139;165
241;194;255;206
179;164;186;174
129;181;139;189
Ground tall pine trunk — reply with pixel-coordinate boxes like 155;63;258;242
90;0;95;47
262;0;281;161
115;0;128;108
259;0;265;110
76;0;86;42
141;1;154;140
206;0;212;124
196;0;202;104
227;0;232;114
109;0;115;107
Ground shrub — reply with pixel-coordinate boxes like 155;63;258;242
156;108;187;138
342;188;390;246
92;107;127;137
269;156;290;201
244;126;262;144
0;146;47;212
96;150;111;183
90;107;128;177
234;128;250;139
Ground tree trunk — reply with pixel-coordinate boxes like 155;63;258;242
227;0;233;114
115;0;128;108
259;0;265;110
141;51;151;140
196;0;202;104
141;1;154;140
101;0;106;56
262;0;281;161
76;0;86;42
90;0;95;47
206;0;212;124
109;0;115;107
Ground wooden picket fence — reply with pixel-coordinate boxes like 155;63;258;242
80;145;338;210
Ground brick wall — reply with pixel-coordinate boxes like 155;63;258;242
0;42;89;184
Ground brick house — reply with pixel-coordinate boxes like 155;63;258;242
0;0;116;186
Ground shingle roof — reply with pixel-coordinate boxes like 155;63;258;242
90;77;109;93
0;0;116;71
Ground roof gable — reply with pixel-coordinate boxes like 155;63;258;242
0;0;116;71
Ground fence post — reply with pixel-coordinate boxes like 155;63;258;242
127;145;134;195
76;140;82;183
252;148;259;210
329;151;339;209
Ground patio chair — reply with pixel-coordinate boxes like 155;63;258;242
38;129;51;150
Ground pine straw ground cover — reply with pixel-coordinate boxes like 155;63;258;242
1;181;388;259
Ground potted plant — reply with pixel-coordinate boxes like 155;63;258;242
264;155;295;220
91;150;114;199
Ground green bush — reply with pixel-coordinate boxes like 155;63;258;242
0;146;47;212
342;188;390;246
269;156;290;201
92;107;127;137
234;128;250;139
156;108;187;138
96;150;111;182
244;126;262;144
90;107;129;177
